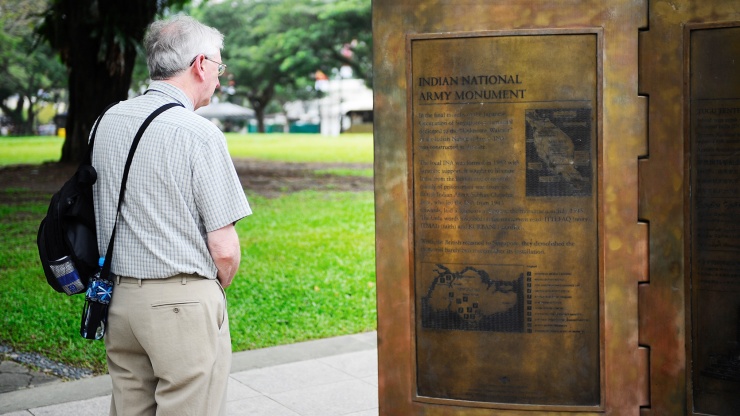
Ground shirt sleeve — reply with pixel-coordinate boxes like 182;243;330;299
192;132;252;232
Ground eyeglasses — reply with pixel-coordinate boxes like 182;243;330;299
205;57;227;76
189;55;227;76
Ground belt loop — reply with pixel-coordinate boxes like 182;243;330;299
181;275;187;285
138;279;142;287
116;275;121;285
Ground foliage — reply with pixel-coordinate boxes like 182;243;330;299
0;189;376;371
0;0;66;135
30;0;371;161
197;0;371;132
36;0;191;163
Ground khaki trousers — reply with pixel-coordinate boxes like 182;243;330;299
105;275;231;416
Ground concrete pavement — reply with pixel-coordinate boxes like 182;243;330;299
0;332;379;416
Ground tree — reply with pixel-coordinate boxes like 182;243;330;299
0;0;66;135
198;0;371;132
37;0;188;163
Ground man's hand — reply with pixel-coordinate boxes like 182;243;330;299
207;224;241;288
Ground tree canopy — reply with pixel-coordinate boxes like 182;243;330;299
30;0;370;159
0;0;66;135
37;0;188;163
197;0;372;132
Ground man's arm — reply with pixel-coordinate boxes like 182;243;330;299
207;224;241;288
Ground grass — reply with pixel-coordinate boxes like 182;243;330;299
0;133;376;373
0;136;65;166
0;133;374;166
0;199;109;371
230;191;376;351
225;133;373;163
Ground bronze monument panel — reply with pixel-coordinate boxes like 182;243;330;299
410;31;601;407
688;24;740;415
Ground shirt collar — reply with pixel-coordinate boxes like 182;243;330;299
145;81;194;111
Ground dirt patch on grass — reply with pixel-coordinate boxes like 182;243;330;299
0;159;374;203
232;159;373;198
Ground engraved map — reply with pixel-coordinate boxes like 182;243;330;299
421;264;525;332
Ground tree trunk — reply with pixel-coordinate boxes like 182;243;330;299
247;84;274;134
54;0;155;164
253;104;266;133
60;52;133;163
5;96;26;135
24;97;36;135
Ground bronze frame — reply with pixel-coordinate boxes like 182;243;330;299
405;27;606;412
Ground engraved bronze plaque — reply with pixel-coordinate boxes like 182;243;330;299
689;25;740;415
410;31;601;407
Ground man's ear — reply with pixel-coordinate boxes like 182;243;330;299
192;54;207;81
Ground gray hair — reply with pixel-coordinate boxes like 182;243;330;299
144;15;224;80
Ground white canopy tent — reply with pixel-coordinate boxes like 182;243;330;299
195;102;255;120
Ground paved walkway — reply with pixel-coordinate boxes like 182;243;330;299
0;332;378;416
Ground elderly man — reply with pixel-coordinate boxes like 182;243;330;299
91;15;251;415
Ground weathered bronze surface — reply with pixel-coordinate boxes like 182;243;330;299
638;2;740;415
410;32;600;407
374;1;740;414
374;1;648;414
688;25;740;415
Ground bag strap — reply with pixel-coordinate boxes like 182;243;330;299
100;102;184;279
85;101;119;166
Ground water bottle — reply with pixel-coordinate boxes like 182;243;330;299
80;257;114;340
48;256;86;295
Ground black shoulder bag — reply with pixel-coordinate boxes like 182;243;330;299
37;102;183;295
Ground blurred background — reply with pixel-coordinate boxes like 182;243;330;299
0;0;372;162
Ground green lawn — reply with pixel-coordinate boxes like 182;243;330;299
0;133;373;166
226;133;373;163
0;136;65;166
0;133;376;373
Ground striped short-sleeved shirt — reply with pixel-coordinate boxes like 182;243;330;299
91;81;251;279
